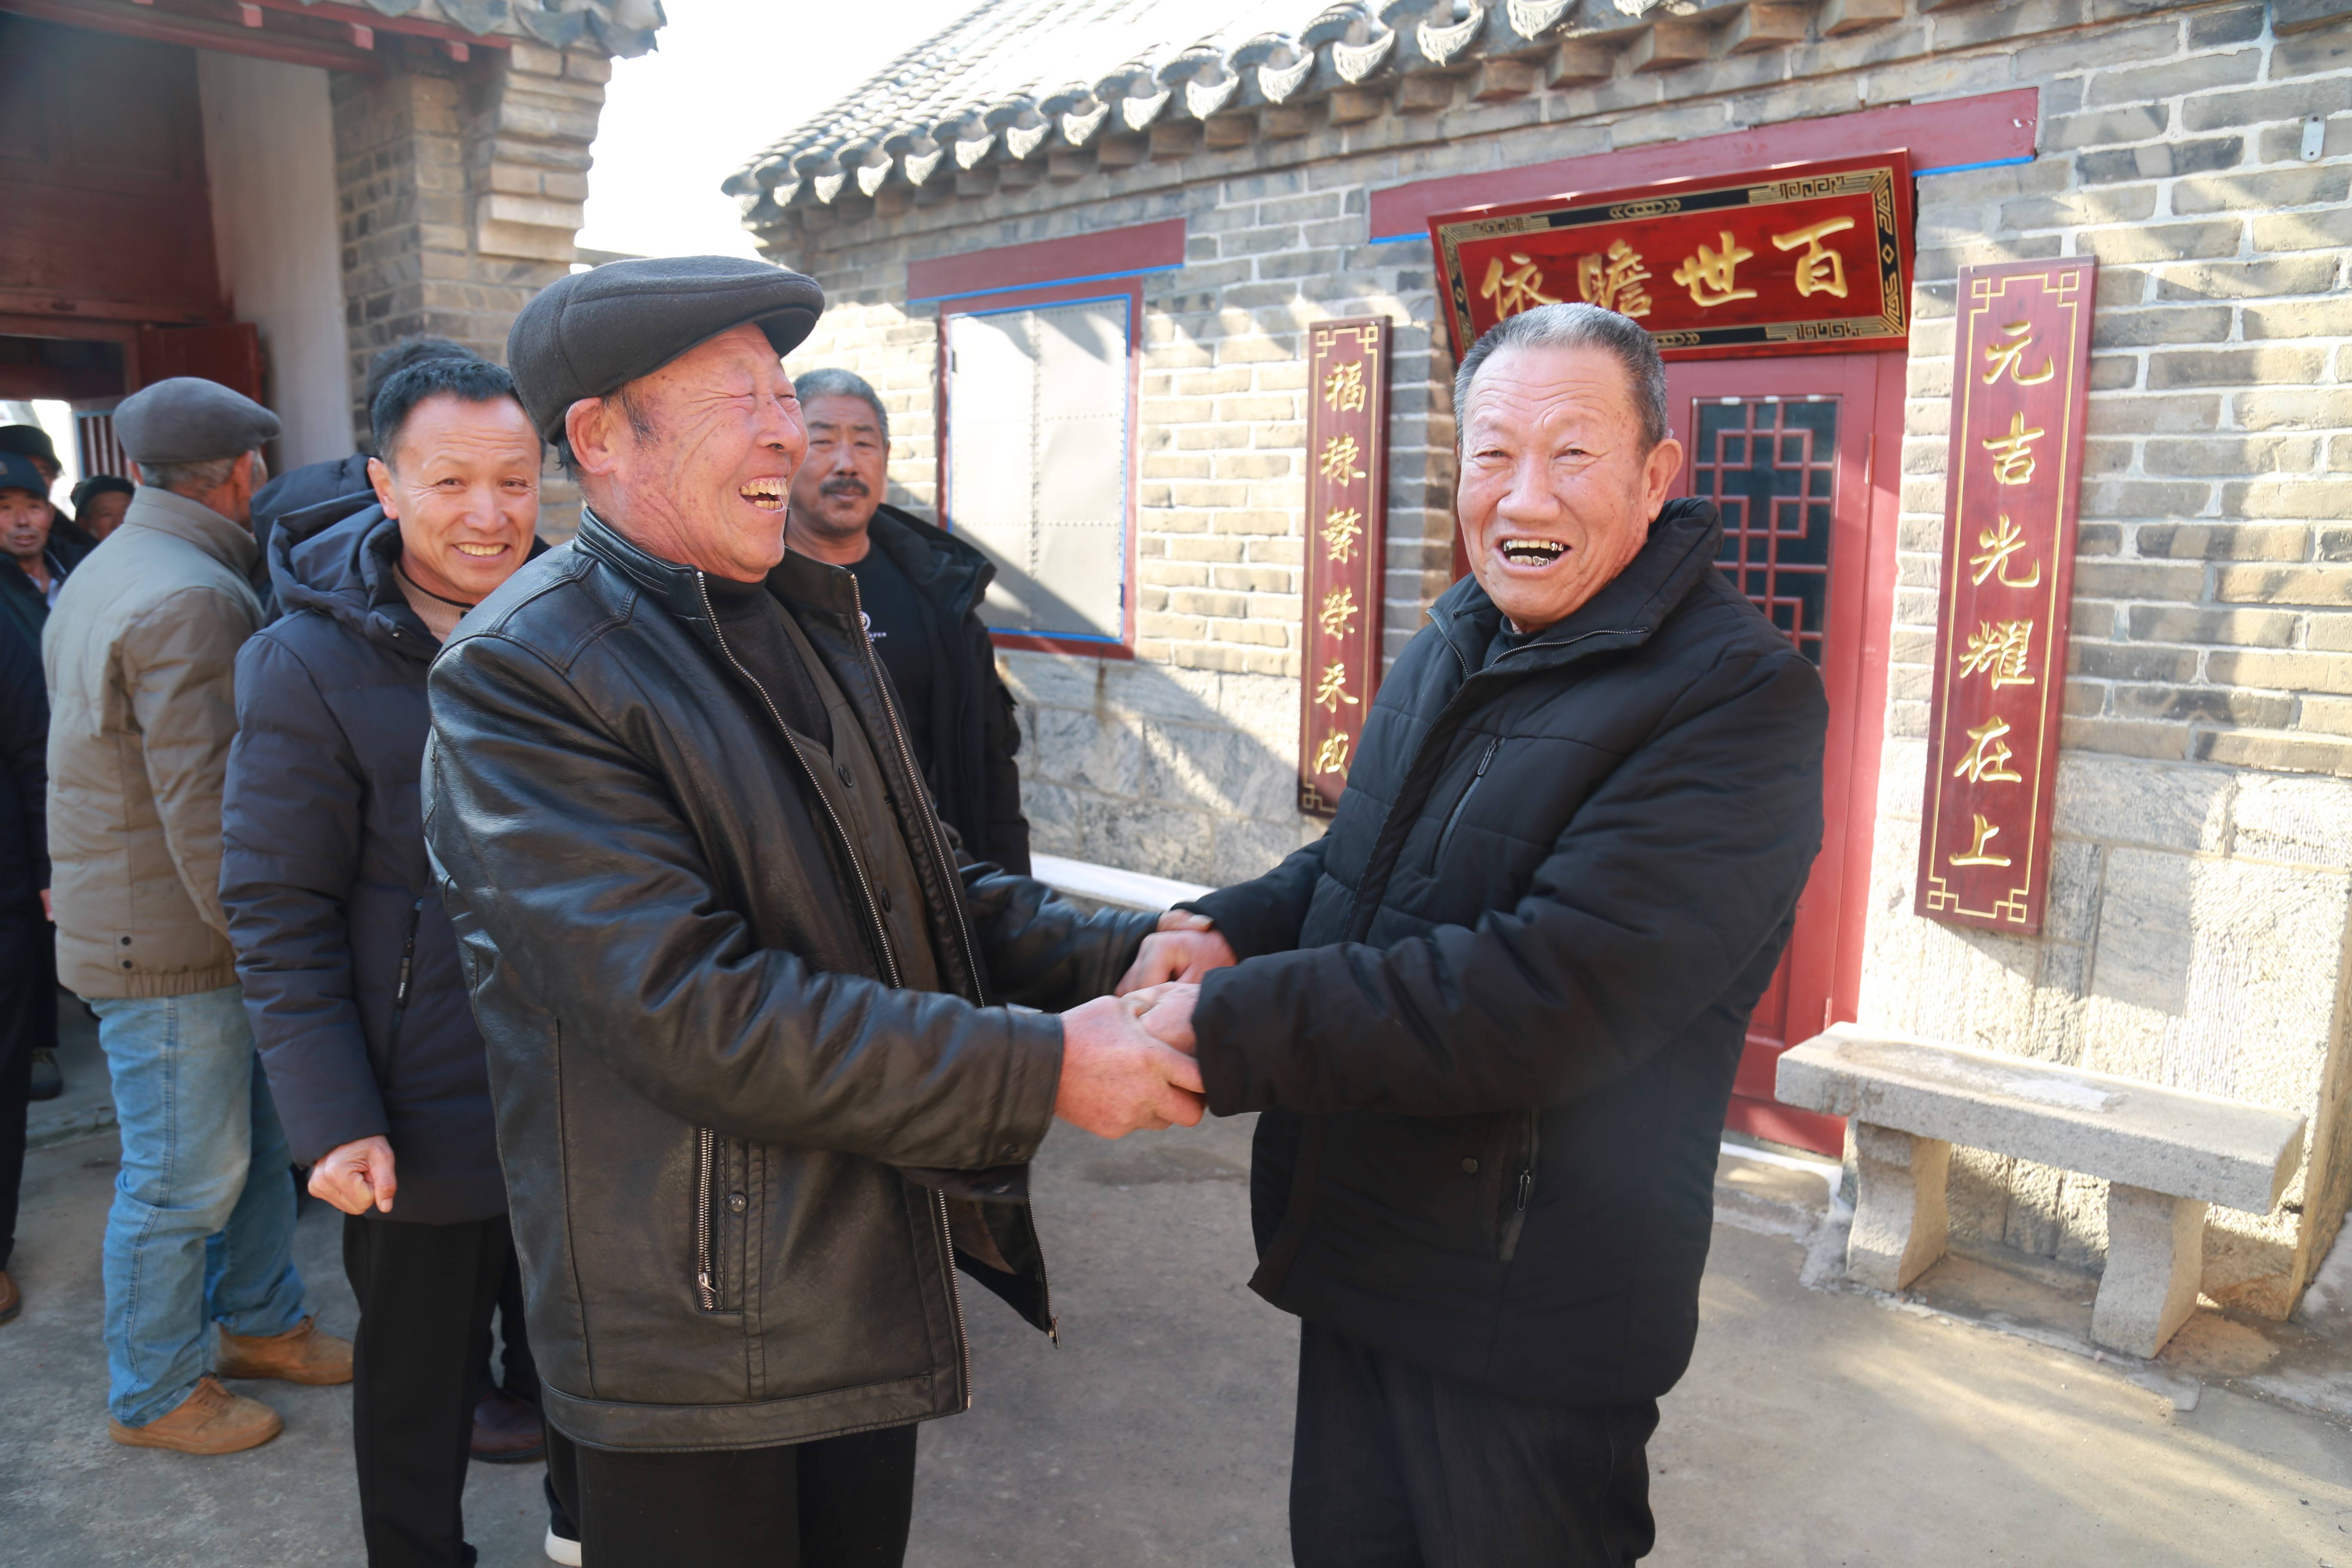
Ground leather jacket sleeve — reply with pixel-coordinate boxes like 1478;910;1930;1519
424;628;1064;1171
1182;835;1329;961
1192;646;1827;1117
959;861;1155;1011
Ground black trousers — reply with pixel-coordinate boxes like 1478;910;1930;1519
0;908;55;1274
343;1211;525;1567
545;1419;918;1568
1290;1321;1660;1568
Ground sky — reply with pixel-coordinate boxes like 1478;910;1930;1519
576;0;987;260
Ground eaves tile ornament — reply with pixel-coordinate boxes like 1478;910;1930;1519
722;0;1907;226
1505;0;1575;34
305;0;662;55
1415;2;1485;64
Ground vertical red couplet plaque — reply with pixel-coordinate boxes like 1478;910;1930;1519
1916;258;2098;933
1298;318;1390;817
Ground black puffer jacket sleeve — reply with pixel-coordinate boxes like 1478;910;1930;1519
425;628;1065;1169
220;631;390;1163
0;632;47;898
1182;835;1329;962
1193;646;1827;1117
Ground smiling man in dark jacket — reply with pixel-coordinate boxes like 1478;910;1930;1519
421;257;1202;1568
222;356;562;1568
1124;303;1830;1566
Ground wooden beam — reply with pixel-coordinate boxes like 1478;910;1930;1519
0;0;383;74
1721;1;1812;52
1259;105;1313;140
1818;0;1904;31
1394;74;1454;112
1623;19;1711;72
1147;120;1202;157
1547;39;1615;85
1326;88;1387;125
1469;58;1542;101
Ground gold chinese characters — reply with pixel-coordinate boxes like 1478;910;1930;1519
1479;252;1559;318
1670;231;1758;309
1983;322;2055;387
1772;216;1855;300
1318;586;1359;640
1323;360;1366;414
1958;619;2036;689
1968;514;2042;590
1575;240;1652;319
1312;729;1352;778
1981;412;2046;488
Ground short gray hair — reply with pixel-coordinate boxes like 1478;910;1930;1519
1452;303;1669;453
793;367;889;446
138;453;248;496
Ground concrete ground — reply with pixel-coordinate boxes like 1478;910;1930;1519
5;1085;2350;1565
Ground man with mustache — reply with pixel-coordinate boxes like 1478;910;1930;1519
785;368;1031;874
421;256;1200;1567
1124;302;1829;1565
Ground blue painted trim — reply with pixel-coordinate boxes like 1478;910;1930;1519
948;289;1135;321
1914;153;2036;179
989;629;1127;646
909;261;1184;306
1364;154;2038;245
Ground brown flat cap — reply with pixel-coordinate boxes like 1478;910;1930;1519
113;378;282;465
506;256;826;443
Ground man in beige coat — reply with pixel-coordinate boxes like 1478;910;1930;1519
45;378;350;1456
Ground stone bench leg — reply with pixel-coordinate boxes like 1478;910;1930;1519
2091;1183;2207;1358
1846;1123;1951;1292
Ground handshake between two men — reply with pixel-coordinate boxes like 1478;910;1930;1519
1048;911;1242;1140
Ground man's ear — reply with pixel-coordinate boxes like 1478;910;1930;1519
367;456;397;518
1642;435;1685;516
564;396;622;479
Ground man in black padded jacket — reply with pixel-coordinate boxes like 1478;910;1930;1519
1123;303;1830;1567
421;257;1202;1568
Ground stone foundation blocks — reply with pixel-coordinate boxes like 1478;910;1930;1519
1849;1123;1953;1291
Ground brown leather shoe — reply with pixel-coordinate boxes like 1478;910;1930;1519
109;1376;283;1455
216;1314;353;1386
470;1385;547;1464
0;1269;19;1326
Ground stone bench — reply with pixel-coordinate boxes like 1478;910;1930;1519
1031;852;1211;913
1776;1025;2306;1358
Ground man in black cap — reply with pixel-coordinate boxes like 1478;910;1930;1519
0;424;100;561
48;377;351;1457
423;257;1201;1566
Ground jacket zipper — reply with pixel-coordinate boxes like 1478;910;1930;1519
1432;735;1500;868
840;574;984;1401
386;897;423;1042
695;1127;718;1311
1500;1109;1541;1263
691;573;907;1320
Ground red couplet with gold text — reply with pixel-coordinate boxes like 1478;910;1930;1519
1298;318;1390;817
1428;152;1914;361
1916;259;2098;933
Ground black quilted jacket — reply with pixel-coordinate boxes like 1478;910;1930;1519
1188;498;1828;1408
421;511;1152;1452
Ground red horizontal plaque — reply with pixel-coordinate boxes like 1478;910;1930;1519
1916;258;2098;934
1298;317;1390;818
1430;152;1914;361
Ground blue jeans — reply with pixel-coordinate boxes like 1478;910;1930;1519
93;986;309;1426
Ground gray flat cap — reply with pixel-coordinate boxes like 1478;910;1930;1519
507;256;825;443
114;378;282;465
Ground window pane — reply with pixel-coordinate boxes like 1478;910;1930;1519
946;297;1128;640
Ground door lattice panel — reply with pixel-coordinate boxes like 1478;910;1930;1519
1692;397;1838;665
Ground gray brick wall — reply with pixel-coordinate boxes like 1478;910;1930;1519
760;0;2352;1315
331;42;610;528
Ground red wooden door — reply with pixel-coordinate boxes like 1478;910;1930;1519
1666;352;1900;1155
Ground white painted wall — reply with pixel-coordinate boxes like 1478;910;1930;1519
196;52;350;470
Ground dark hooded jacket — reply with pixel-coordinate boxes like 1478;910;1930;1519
220;502;525;1224
1185;499;1828;1410
0;625;46;910
247;453;373;600
866;504;1029;874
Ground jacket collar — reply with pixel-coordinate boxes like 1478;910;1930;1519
121;484;258;579
1429;496;1724;676
575;504;872;632
865;504;994;618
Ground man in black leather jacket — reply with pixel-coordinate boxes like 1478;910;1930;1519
1124;303;1828;1566
421;257;1201;1567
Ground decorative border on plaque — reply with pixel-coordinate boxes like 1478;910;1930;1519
1298;318;1391;818
1915;258;2098;934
